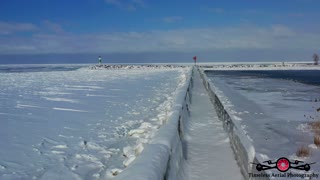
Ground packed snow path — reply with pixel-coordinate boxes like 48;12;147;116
183;70;243;180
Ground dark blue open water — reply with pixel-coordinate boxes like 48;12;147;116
205;70;320;86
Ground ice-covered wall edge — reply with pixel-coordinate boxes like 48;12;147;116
114;67;194;180
198;67;270;180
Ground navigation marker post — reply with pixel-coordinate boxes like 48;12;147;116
98;56;102;65
193;56;197;66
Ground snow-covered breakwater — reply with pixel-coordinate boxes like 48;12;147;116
202;62;320;71
198;68;270;180
114;67;194;180
90;64;187;70
0;65;191;179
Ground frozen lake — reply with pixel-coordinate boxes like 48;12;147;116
206;70;320;174
0;65;189;179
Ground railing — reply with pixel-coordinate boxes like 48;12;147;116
198;67;270;180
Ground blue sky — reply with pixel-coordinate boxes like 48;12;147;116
0;0;320;63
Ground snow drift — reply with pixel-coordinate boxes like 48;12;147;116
114;67;194;180
0;65;191;179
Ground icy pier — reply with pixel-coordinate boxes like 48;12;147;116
115;68;244;180
182;69;243;180
90;64;187;70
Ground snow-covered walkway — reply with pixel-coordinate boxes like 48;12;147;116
183;70;243;180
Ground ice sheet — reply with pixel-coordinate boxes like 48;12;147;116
206;70;320;176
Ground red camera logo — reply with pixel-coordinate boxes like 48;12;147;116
254;157;315;172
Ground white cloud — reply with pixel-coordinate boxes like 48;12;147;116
0;21;37;35
0;20;65;36
0;25;320;54
43;20;65;34
271;24;296;38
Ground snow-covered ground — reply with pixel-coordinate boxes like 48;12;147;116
203;62;320;70
0;65;190;179
90;64;186;70
205;69;320;177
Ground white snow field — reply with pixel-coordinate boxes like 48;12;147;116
0;65;190;179
204;66;320;178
